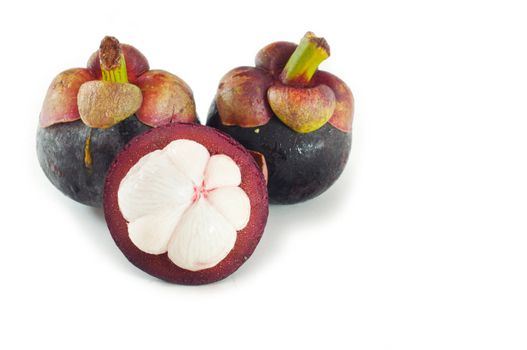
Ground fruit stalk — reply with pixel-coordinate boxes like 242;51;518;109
99;36;129;83
280;32;330;87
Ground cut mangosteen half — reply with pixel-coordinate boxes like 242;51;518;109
104;123;268;285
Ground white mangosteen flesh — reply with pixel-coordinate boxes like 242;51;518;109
117;139;251;272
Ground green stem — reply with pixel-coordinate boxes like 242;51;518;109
99;36;128;83
280;32;330;86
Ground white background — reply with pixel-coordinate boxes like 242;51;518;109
1;0;526;349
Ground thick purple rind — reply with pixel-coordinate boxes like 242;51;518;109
103;123;269;285
207;103;351;204
36;116;150;207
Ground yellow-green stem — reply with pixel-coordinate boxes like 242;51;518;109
99;36;128;83
280;32;330;86
101;55;128;83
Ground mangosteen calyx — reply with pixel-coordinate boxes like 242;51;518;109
214;31;353;134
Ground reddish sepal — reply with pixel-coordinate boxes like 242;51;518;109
216;67;273;128
255;41;297;77
39;68;94;128
312;71;354;132
135;70;197;127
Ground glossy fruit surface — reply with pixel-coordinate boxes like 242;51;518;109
37;116;149;206
208;105;351;203
207;32;353;204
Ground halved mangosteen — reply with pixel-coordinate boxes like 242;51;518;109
37;36;197;207
103;123;268;285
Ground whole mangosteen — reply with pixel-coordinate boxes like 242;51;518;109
37;36;197;207
207;32;354;204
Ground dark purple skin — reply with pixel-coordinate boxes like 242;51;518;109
36;116;150;207
207;103;351;204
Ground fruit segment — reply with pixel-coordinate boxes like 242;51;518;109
204;155;242;189
117;139;251;271
128;206;188;255
165;140;209;185
117;150;194;221
207;187;251;230
167;198;237;272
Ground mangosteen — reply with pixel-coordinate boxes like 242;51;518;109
37;36;197;207
103;123;268;285
207;32;354;204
